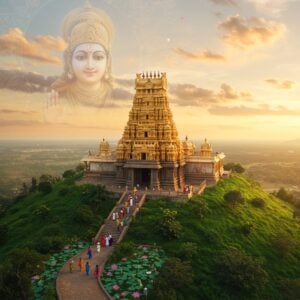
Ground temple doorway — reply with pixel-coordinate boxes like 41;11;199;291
134;168;151;188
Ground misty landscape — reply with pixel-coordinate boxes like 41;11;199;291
1;139;300;200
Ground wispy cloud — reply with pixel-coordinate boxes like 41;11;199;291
248;0;294;16
0;28;66;64
218;15;286;49
173;48;226;61
209;0;237;6
0;109;37;115
265;78;295;90
0;69;56;92
169;83;251;106
209;104;300;116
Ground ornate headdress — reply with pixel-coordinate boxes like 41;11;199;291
62;2;114;52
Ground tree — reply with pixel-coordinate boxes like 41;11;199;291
62;169;76;179
29;177;37;192
224;162;245;173
251;197;266;208
38;181;52;194
159;209;182;240
190;199;209;219
0;224;8;245
150;258;194;300
224;190;245;206
276;187;293;203
75;163;85;172
74;205;94;225
33;205;50;218
0;248;44;300
216;248;269;293
271;232;295;257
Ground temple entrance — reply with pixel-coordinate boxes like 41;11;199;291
134;168;151;188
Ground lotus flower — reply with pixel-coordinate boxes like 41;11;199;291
132;291;140;298
121;257;127;261
112;284;120;291
111;264;118;270
141;255;148;259
120;291;127;298
107;271;113;276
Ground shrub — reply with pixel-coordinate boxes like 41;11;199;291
224;190;245;206
278;278;300;300
109;241;136;262
159;209;182;240
224;162;245;173
271;232;295;257
35;236;64;254
38;181;52;194
33;205;50;218
74;205;94;225
190;199;209;219
62;169;76;179
293;209;300;219
216;247;269;293
58;187;69;196
276;187;294;203
240;222;254;236
0;224;8;245
251;197;266;208
0;248;44;300
175;242;198;260
150;258;194;300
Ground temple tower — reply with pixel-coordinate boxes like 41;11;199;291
116;72;185;191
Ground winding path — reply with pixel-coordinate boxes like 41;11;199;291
56;191;146;300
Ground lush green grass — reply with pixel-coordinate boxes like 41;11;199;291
124;174;300;300
0;176;118;261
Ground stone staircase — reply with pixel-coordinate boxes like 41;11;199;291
94;190;146;245
56;190;147;300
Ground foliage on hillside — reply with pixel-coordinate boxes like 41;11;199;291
0;171;117;299
124;174;300;300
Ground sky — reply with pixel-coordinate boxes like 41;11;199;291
0;0;300;142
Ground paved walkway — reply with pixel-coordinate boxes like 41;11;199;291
56;191;145;300
56;245;113;300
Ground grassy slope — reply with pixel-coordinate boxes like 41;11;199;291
124;174;300;300
0;178;117;261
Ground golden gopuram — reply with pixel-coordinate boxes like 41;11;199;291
82;72;225;191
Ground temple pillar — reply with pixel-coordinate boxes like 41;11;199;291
150;169;160;190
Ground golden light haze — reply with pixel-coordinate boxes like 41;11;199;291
0;0;300;141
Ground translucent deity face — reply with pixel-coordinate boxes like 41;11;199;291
71;43;107;86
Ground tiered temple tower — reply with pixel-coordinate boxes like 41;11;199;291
115;72;185;191
81;71;226;190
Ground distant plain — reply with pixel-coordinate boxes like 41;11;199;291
0;139;300;199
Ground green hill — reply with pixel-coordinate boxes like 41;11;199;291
0;174;117;261
0;173;299;299
121;174;300;299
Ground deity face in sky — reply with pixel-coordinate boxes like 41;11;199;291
72;43;107;87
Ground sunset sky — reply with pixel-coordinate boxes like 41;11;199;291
0;0;300;141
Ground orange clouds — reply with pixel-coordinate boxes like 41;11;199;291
209;104;300;116
265;79;295;90
218;15;286;49
169;83;251;106
173;48;226;61
0;28;66;64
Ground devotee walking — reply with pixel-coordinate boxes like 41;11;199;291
87;246;92;260
94;264;100;279
85;262;90;276
78;257;84;272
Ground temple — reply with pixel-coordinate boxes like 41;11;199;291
82;72;225;191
